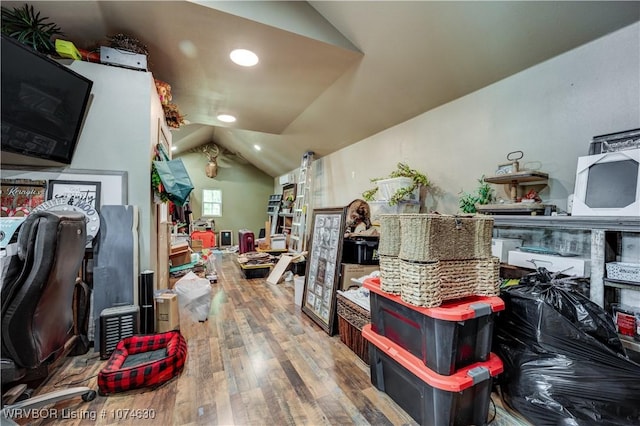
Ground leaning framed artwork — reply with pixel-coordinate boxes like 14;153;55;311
47;180;102;212
302;207;346;335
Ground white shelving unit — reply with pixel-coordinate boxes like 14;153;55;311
493;215;640;352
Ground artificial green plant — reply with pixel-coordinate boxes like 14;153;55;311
362;162;429;205
1;4;63;53
459;176;493;213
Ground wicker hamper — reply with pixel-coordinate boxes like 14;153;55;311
398;214;494;262
336;293;371;363
378;214;401;256
400;257;501;308
379;255;402;294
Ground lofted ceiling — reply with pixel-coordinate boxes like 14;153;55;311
3;1;639;177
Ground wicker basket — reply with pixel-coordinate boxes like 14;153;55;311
379;255;402;294
399;257;500;308
336;294;371;363
378;214;401;256
398;214;494;262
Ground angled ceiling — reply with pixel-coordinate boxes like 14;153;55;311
3;1;639;177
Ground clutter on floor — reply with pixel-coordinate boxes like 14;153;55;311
494;268;640;425
173;272;213;322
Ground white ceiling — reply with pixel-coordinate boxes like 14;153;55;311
4;1;639;177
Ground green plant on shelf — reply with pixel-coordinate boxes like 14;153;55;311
1;4;62;53
362;162;429;206
459;176;493;214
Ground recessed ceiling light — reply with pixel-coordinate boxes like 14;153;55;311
230;49;259;67
217;114;236;123
171;146;177;151
254;145;261;151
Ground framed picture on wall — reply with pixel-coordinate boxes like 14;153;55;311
0;178;47;217
302;207;346;335
47;180;101;212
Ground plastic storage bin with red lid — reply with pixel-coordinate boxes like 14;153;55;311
363;324;503;426
364;277;504;375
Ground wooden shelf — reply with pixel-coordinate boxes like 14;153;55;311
484;170;549;204
604;278;640;291
476;202;554;215
492;215;640;231
484;170;549;184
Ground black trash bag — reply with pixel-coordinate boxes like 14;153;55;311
494;268;640;426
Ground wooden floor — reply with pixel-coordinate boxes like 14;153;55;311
10;253;528;425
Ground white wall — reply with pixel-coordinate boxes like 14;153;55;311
0;61;167;289
289;22;639;214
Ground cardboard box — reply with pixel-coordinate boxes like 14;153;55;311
170;241;189;255
170;242;191;267
191;239;203;252
155;292;180;332
340;263;379;290
170;251;191;267
491;238;522;263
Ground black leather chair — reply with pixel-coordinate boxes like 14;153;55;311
1;211;96;421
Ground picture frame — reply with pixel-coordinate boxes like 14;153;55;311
302;207;347;335
158;118;170;154
495;162;517;175
0;178;47;217
2;168;127;206
47;180;101;212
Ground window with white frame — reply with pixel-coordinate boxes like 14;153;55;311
202;189;222;217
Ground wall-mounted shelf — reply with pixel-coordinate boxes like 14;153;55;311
484;170;549;207
484;170;549;185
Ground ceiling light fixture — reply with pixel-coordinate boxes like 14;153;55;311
217;114;236;123
171;146;177;151
230;49;259;67
254;145;261;151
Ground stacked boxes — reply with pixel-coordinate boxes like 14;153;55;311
364;324;503;426
365;278;504;374
378;214;500;307
365;213;504;425
363;278;505;425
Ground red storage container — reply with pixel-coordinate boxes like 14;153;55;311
238;229;255;254
364;278;504;375
363;324;503;426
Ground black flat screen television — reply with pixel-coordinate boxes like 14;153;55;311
1;34;93;166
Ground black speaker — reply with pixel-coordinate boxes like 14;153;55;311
139;270;155;334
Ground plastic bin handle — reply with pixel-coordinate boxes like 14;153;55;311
467;366;490;384
469;303;492;317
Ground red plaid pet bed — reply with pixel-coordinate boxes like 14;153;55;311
98;330;187;395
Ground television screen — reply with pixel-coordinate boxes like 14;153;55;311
573;148;640;217
1;35;93;165
585;160;638;208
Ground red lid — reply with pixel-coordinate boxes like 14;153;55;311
363;277;504;321
362;324;503;391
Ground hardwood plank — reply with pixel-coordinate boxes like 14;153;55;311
10;252;528;426
211;370;233;426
